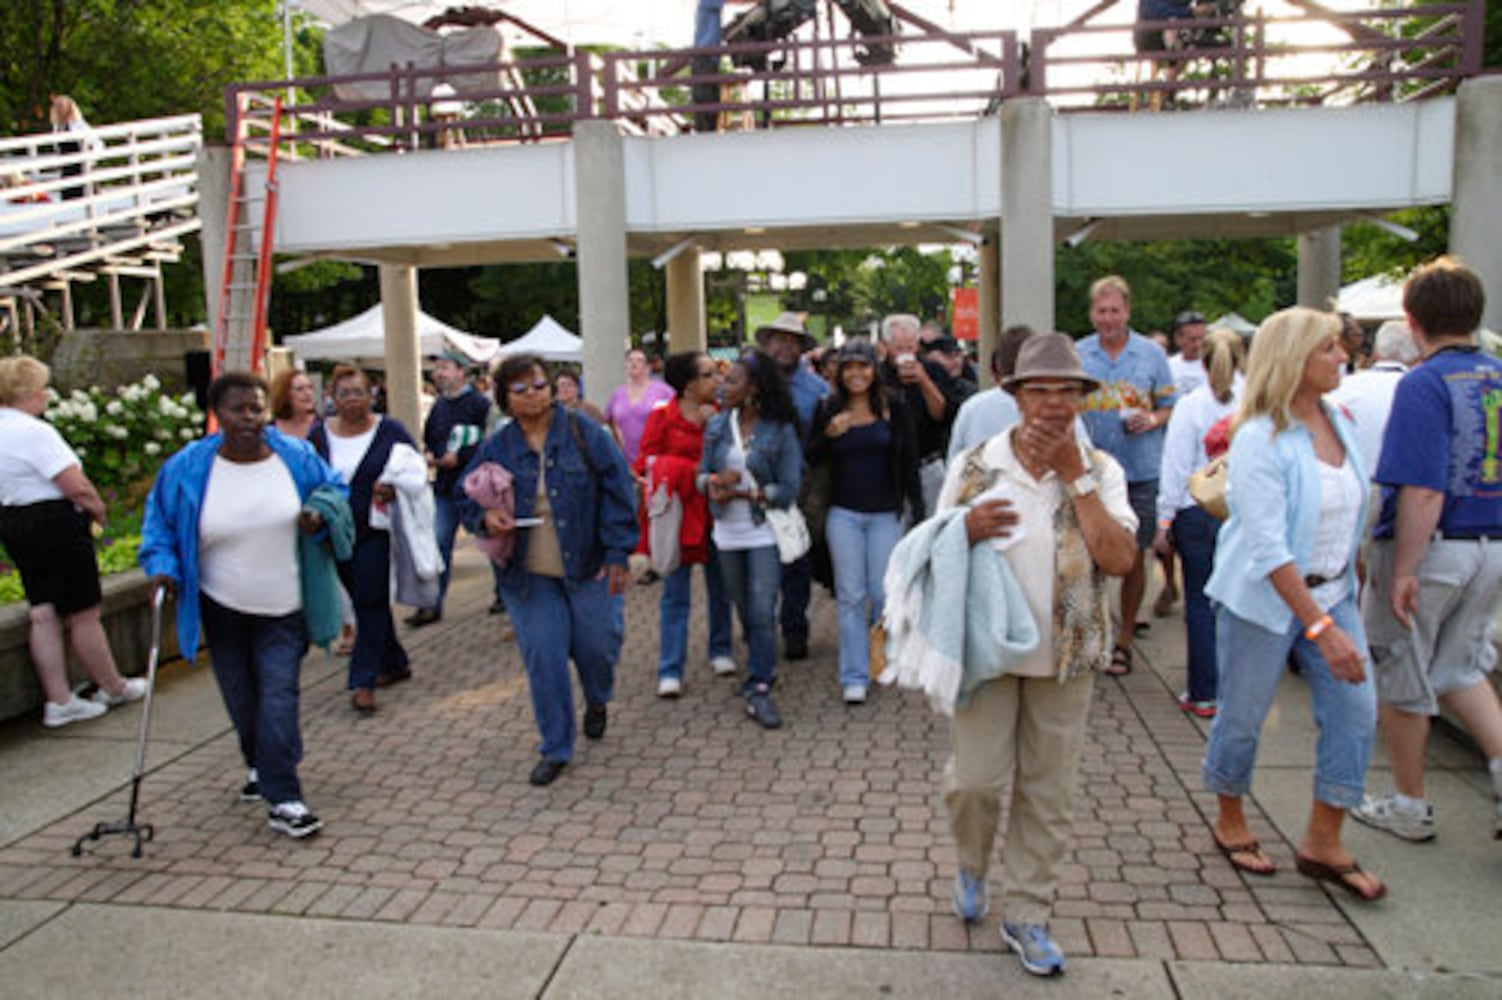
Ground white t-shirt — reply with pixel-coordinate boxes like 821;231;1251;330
1168;353;1207;399
325;421;379;482
0;407;79;505
1326;362;1407;479
199;455;302;615
711;436;777;552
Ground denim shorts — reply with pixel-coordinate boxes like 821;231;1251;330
1127;479;1158;550
1362;538;1502;715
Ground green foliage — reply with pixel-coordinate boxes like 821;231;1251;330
44;374;204;496
1342;207;1449;284
1055;238;1297;334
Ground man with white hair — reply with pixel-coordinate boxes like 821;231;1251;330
880;313;968;512
1328;319;1420;477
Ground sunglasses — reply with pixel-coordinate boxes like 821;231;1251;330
508;378;550;395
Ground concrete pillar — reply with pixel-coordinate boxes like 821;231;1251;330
666;246;706;353
1296;225;1342;311
196;146;234;344
379;264;422;438
1452;75;1502;333
1000;99;1054;339
573;121;630;403
977;239;1000;387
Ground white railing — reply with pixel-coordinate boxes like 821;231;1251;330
0;114;203;294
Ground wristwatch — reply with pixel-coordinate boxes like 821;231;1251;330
1064;472;1097;499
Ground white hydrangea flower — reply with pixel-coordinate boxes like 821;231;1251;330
142;374;161;391
179;427;196;440
144;442;161;455
106;400;124;416
46;387;60;403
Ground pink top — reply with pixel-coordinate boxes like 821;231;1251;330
605;379;674;463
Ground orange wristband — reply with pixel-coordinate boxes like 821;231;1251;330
1303;614;1334;640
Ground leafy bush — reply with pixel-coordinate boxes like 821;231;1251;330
44;374;204;496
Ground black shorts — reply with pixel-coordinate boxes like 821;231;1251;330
0;499;102;615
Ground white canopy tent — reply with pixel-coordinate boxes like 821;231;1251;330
1209;311;1257;335
503;314;583;362
1338;273;1405;322
283;304;501;365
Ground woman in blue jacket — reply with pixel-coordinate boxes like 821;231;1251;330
140;372;348;840
459;354;638;787
699;350;803;730
1201;308;1383;901
309;365;418;715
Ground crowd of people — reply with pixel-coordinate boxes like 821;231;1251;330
2;256;1497;978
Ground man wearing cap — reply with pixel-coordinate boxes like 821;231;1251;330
1076;276;1176;676
882;313;969;514
923;332;979;401
939;332;1137;977
756;312;828;660
407;352;496;627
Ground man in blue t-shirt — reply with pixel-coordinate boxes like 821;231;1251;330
1353;258;1502;843
1077;276;1176;676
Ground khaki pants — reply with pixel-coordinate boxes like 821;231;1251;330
944;673;1095;924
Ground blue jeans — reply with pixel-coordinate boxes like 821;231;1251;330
1202;596;1376;809
339;533;409;691
658;550;733;680
716;544;782;693
200;594;309;806
779;549;811;642
1171;505;1220;703
432;491;462;613
826;506;902;690
499;573;623;762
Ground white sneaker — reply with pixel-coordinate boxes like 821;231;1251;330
1351;793;1436;842
91;677;149;707
43;695;108;728
656;676;682;699
710;656;736;676
267;800;323;839
842;684;868;705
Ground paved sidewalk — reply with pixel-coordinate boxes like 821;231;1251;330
1;549;1498;997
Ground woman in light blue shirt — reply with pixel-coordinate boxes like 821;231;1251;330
1201;307;1384;902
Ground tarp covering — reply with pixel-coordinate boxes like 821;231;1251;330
283;304;501;365
1209;312;1257;335
503;315;583;362
323;15;505;101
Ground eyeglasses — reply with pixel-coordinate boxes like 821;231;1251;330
508;378;550;395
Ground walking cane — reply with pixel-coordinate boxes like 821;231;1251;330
72;583;167;858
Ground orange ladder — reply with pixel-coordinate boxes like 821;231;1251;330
212;95;283;379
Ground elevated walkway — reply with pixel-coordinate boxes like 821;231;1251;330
0;114;202;340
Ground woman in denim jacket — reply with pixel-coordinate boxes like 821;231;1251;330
459;354;638;787
698;350;803;729
1201;308;1383;901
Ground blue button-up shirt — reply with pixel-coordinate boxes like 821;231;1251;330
1078;331;1177;483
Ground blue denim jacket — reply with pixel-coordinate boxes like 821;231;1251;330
138;429;348;661
1204;404;1368;633
458;403;638;589
697;410;803;522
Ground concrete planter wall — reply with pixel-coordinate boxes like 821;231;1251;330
0;569;182;724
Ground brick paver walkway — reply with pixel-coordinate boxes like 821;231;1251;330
0;559;1378;966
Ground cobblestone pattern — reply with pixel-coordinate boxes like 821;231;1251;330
0;561;1377;965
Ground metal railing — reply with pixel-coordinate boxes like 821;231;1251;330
0;114;202;294
223;2;1486;156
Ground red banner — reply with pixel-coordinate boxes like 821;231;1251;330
951;287;979;341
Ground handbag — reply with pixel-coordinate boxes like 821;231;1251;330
1188;455;1229;521
729;409;811;564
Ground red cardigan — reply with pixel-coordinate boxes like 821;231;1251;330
634;401;715;565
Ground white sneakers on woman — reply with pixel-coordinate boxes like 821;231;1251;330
42;677;149;728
